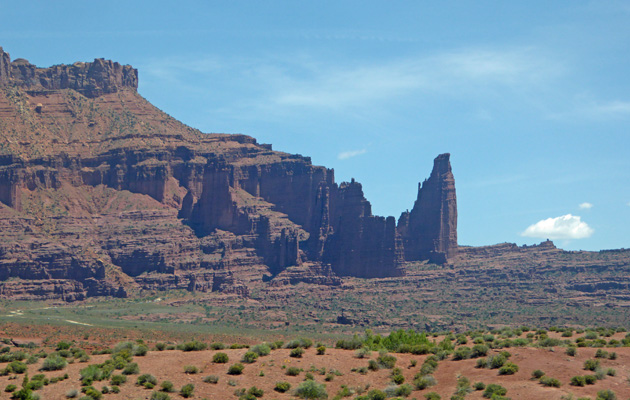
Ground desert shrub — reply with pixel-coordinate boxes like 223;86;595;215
570;376;586;387
498;362;519;375
56;341;72;350
183;365;198;374
286;338;313;349
584;359;600;371
608;352;617;360
213;352;229;363
414;375;437;390
26;377;45;391
595;368;606;380
154;342;166;351
473;382;485;390
566;346;577;356
228;363;244;375
538;337;562;347
110;374;126;385
452;346;472;360
316;346;326;355
10;387;38;400
532;369;545;379
150;392;170;400
336;336;364;350
585;331;599;340
160;381;174;392
392;373;405;384
362;389;386;400
80;364;112;384
377;352;397;368
41;353;67;371
290;347;305;358
355;347;371;359
241;351;259;363
595;349;609;358
368;359;379;371
274;381;291;393
487;354;507;369
66;389;79;398
456;334;468;344
471;344;489;358
247;386;264;397
295;380;327;399
483;383;507;398
111;355;128;369
181;340;207;352
203;375;219;384
210;342;225;350
605;368;616;376
83;387;103;399
5;384;17;392
286;366;301;376
137;374;157;387
393;383;413;397
539;376;561;387
596;389;617;400
250;343;271;356
113;341;148;357
424;392;441;400
585;374;598;385
7;361;28;374
180;384;194;398
122;362;139;375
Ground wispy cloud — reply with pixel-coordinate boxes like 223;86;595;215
579;202;593;209
338;149;367;160
140;46;562;115
549;99;630;121
522;214;594;240
269;47;560;110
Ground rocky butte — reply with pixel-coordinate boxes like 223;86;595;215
0;47;459;301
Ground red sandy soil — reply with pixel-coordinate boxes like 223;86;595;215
1;342;629;400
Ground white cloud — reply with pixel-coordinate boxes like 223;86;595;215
579;202;593;209
521;214;594;240
338;149;367;160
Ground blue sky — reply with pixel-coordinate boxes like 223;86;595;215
2;1;629;250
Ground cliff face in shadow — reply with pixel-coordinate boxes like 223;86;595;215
0;46;457;300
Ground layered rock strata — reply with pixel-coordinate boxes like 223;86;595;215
0;47;458;300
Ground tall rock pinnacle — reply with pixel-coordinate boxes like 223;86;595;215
398;153;458;263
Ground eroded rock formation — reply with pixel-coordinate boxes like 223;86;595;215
398;153;458;263
0;47;458;300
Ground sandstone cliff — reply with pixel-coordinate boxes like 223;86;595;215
0;47;457;300
398;153;458;263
